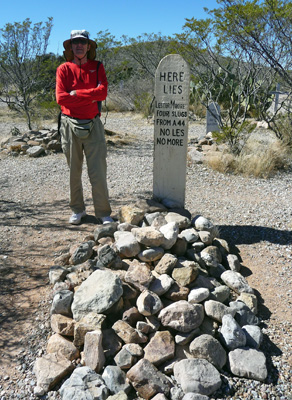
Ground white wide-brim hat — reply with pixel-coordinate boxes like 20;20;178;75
63;30;97;61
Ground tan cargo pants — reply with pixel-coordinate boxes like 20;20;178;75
60;114;111;218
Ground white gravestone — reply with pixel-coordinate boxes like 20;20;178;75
153;54;190;208
206;102;221;134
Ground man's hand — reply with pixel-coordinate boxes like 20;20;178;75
70;90;77;96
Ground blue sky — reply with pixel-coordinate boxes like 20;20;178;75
0;0;219;54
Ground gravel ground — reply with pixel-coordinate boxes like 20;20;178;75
0;111;291;399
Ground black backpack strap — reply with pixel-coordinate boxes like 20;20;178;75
57;111;62;135
96;61;102;114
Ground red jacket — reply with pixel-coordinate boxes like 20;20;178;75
56;60;108;119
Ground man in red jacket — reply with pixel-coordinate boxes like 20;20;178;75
56;30;113;225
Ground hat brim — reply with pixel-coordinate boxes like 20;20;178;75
63;38;97;61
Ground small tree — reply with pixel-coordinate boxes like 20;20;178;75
211;0;292;145
0;18;53;129
173;17;276;154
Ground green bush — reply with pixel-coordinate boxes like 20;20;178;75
133;91;153;117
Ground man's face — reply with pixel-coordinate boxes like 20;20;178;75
71;38;90;59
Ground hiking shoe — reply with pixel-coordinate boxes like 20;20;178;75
69;210;86;225
100;216;114;224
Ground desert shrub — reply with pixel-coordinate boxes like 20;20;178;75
212;121;257;156
107;75;154;115
133;91;153;117
204;139;291;178
204;151;236;174
189;102;206;119
270;113;292;147
37;100;60;120
106;92;134;112
236;140;290;178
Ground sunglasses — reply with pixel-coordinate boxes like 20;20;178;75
71;38;88;45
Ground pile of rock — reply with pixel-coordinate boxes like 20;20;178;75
0;128;61;157
34;199;268;399
187;132;220;165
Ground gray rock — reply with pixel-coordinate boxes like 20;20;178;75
220;314;246;350
106;392;128;400
138;247;164;262
94;223;118;241
209;285;230;303
204;299;235;323
149;274;174;296
188;147;204;164
70;241;94;265
159;222;179;250
178;228;199;243
158;300;204;332
114;346;136;369
227;254;241;272
102;366;131;394
145;315;161;332
59;366;109;399
228;348;268;381
189;334;227;370
49;266;68;285
182;394;210;400
192;216;215;232
136;290;164;316
170;386;185;400
144;211;162;225
173;358;221;396
26;145;45;157
51;290;73;317
208;263;227;279
188;287;210;303
114;231;141;258
151;394;169;400
117;222;137;232
97;244;119;268
242;325;263;349
71;269;123;321
229;301;260;326
165;212;191;229
221;270;254;294
175;329;201;346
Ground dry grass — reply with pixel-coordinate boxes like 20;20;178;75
204;138;291;178
204;151;236;174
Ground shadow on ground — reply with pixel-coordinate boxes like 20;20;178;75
219;224;292;247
